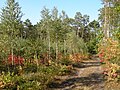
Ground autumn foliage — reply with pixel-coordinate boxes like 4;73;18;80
7;55;24;65
98;38;120;81
98;38;120;64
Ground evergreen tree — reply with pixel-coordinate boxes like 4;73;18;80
0;0;23;65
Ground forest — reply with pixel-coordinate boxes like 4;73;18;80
0;0;120;90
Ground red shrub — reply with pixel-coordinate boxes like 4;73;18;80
98;53;104;58
100;59;104;63
8;55;24;65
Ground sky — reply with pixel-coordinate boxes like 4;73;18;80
0;0;103;25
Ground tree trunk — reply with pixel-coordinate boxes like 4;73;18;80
34;51;38;68
63;39;66;56
48;30;51;60
11;43;14;66
56;33;58;60
104;1;110;38
81;27;84;38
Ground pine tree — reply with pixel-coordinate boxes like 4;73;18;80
0;0;23;65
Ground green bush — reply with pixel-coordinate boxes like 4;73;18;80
58;58;72;65
87;38;98;54
0;62;71;90
23;63;37;73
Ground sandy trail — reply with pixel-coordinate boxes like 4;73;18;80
49;58;105;90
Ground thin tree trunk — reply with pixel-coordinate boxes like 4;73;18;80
48;30;51;60
76;27;80;38
35;51;38;66
81;27;84;38
63;39;66;56
11;43;14;66
11;28;14;66
56;33;58;60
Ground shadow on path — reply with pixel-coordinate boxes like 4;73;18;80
49;73;104;89
48;58;105;90
73;61;101;68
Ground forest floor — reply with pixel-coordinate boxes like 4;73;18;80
48;56;106;90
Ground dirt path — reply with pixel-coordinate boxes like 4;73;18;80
49;58;105;90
